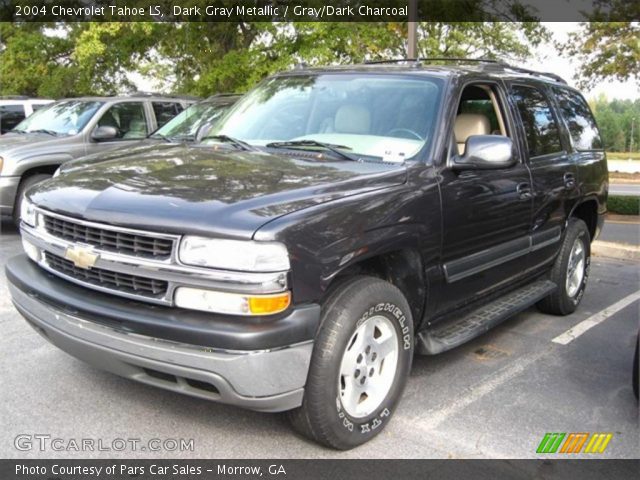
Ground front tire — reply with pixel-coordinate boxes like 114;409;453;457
289;276;414;450
537;218;590;315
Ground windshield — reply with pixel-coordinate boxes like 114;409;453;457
14;100;103;135
153;100;233;140
208;74;443;161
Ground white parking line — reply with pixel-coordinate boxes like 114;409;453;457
552;290;640;345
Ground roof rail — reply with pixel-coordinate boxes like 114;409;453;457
363;57;567;84
0;95;30;100
364;57;501;66
119;91;201;100
482;63;567;84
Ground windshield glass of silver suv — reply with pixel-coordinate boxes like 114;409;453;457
209;74;443;161
14;100;103;136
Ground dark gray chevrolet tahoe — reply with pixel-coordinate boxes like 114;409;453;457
6;60;608;449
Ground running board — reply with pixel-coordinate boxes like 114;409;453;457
417;280;557;355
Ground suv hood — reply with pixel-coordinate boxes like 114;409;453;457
28;144;407;239
0;132;74;159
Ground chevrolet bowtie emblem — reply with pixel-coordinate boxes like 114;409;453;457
64;245;99;269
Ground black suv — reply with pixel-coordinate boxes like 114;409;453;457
7;60;607;450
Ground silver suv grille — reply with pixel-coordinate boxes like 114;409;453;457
44;251;168;298
43;214;174;259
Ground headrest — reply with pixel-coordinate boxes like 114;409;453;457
454;113;491;144
334;105;371;134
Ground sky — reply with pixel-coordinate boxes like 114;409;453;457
523;22;638;101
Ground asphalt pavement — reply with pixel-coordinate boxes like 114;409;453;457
0;221;638;459
599;218;640;246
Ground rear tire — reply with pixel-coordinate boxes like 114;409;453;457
537;218;590;315
13;173;51;227
289;276;414;450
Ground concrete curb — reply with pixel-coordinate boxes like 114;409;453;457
592;241;640;261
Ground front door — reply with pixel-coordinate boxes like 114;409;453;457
436;82;533;316
87;101;150;155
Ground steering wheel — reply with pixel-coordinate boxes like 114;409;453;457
386;128;423;141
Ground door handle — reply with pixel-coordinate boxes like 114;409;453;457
564;172;576;189
516;182;532;199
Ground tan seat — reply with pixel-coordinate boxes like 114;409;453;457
454;113;491;155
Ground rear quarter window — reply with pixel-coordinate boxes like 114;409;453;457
552;87;603;151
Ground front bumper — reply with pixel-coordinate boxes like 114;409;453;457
7;255;320;412
0;176;20;216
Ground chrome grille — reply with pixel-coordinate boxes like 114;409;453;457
44;251;168;298
43;214;174;259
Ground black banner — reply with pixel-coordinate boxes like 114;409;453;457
1;459;639;480
1;0;639;22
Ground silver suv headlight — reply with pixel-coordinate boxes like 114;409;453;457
178;236;290;272
20;196;37;227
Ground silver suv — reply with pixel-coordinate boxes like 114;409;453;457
0;93;195;224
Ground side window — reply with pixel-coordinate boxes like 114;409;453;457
97;102;148;140
0;104;26;133
454;84;509;155
152;102;183;128
511;85;563;158
552;87;603;151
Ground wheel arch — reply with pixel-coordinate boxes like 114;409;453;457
568;197;599;241
325;247;427;330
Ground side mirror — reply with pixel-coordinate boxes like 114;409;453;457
195;122;213;143
454;135;516;170
91;125;118;141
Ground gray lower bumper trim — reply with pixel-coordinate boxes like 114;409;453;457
9;283;312;412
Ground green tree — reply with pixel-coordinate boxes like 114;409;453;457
1;21;550;98
589;94;640;152
563;0;640;89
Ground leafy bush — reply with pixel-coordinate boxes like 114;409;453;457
608;195;640;215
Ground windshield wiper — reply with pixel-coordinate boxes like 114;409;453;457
266;140;360;162
202;134;258;151
28;129;60;136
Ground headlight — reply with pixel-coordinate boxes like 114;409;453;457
20;196;36;227
179;236;290;272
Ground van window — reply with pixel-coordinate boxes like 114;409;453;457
0;104;26;133
552;87;603;151
511;85;563;158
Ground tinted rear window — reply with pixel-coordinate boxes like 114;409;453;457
552;87;603;151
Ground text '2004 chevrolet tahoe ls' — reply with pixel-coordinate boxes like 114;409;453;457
7;60;607;450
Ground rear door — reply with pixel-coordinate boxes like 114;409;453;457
509;83;580;270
